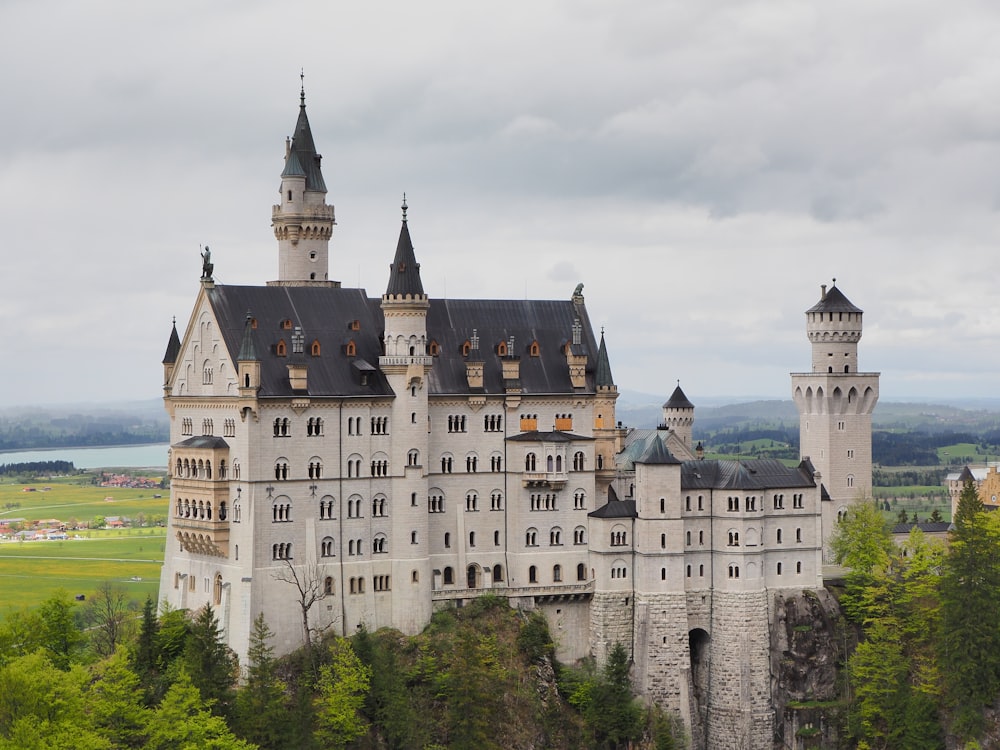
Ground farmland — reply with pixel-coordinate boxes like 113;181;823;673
0;472;169;616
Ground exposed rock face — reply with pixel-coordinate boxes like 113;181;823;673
770;589;846;749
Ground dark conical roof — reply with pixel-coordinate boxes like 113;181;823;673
237;313;258;361
282;99;327;193
595;331;614;387
385;207;425;297
663;384;694;410
637;438;682;465
162;320;181;364
806;283;862;314
958;465;976;484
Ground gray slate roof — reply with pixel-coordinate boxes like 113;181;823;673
589;485;636;519
205;285;600;399
806;284;862;314
173;436;230;449
385;219;425;297
595;333;614;387
679;459;815;491
663;384;694;410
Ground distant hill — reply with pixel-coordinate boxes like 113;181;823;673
0;400;168;452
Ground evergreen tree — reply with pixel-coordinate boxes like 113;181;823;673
313;638;370;750
132;596;160;703
939;478;1000;739
183;605;239;719
589;644;643;750
87;651;150;749
36;591;84;670
234;614;289;748
145;670;257;750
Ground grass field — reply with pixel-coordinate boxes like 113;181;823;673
0;472;169;617
0;535;163;614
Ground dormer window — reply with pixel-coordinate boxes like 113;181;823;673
497;340;508;356
311;339;321;356
429;340;440;356
529;340;540;357
276;340;287;356
350;320;360;331
346;340;357;357
282;319;293;330
462;340;471;357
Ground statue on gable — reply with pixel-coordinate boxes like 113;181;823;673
573;282;584;298
201;246;214;281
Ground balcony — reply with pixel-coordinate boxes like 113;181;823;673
432;580;593;604
522;471;568;489
175;518;229;557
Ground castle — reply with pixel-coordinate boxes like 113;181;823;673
159;90;878;749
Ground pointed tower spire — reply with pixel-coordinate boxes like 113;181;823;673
272;81;336;286
595;328;614;388
238;312;258;362
162;317;181;365
385;194;425;297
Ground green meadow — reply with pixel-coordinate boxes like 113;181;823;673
0;472;169;616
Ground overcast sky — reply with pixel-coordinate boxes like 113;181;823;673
2;0;999;409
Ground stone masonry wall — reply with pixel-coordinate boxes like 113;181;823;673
590;591;634;665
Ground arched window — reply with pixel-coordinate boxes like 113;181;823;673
443;567;454;585
213;574;223;605
529;565;538;583
577;563;586;581
321;537;335;557
525;453;537;472
324;577;334;595
553;564;562;582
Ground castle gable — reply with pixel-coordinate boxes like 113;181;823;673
170;294;238;398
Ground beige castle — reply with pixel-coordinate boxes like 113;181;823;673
159;91;878;749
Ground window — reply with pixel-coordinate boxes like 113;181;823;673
525;453;537;472
372;496;387;517
373;534;387;553
308;460;323;479
273;417;290;437
441;455;453;473
698;495;704;511
728;531;739;547
686;531;691;546
311;340;321;356
776;528;783;544
553;564;562;582
611;529;627;546
371;416;388;435
447;415;467;433
685;496;691;511
727;496;739;512
574;526;587;545
272;543;292;560
494;530;500;545
319;496;335;519
223;418;236;437
444;533;451;548
661;533;667;549
847;449;854;459
276;340;287;356
796;528;802;543
526;528;538;546
699;530;704;545
728;564;740;579
490;491;503;510
469;531;476;548
777;562;783;575
661;568;667;581
465;493;478;511
407;449;419;466
574;490;586;509
773;494;784;510
321;537;335;557
272;497;291;522
747;496;756;511
847;475;855;488
181;418;193;436
484;414;503;432
373;575;391;591
550;528;562;545
348;495;363;518
466;454;478;473
203;366;213;385
411;531;418;544
793;493;804;509
371;458;389;477
490;453;503;472
796;561;802;574
529;565;538;583
443;567;454;585
307;417;323;436
577;563;587;581
429;493;444;513
324;577;334;595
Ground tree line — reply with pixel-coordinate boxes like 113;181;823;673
0;460;76;477
832;481;1000;746
0;589;684;749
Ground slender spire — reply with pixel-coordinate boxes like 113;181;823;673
238;312;258;361
595;329;614;387
385;197;425;297
162;317;181;364
282;80;326;192
300;68;305;106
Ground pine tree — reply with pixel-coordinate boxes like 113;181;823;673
939;478;1000;739
234;614;288;749
183;605;239;719
313;638;370;750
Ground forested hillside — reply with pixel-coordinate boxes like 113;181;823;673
0;593;684;749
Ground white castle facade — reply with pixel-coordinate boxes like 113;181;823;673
159;92;878;749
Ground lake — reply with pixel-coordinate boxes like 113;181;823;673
0;444;169;470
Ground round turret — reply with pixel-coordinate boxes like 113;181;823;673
661;383;694;447
805;282;863;373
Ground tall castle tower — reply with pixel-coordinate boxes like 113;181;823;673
791;281;879;556
271;82;336;285
378;197;433;632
